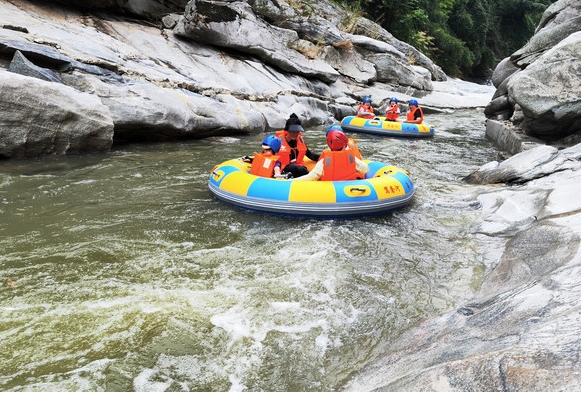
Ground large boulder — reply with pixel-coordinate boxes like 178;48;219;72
490;57;519;88
349;16;446;82
485;0;581;141
174;0;340;83
0;69;114;158
511;0;581;67
508;31;581;138
463;145;566;184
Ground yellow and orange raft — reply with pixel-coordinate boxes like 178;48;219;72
208;158;415;218
341;116;434;138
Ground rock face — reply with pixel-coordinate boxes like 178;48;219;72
53;0;191;19
485;0;581;141
344;143;581;391
0;0;479;159
0;69;114;157
175;0;341;83
344;3;581;383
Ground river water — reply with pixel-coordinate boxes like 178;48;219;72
0;110;498;391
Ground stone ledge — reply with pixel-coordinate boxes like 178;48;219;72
485;119;544;155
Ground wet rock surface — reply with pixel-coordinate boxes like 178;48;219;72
0;0;477;158
344;129;581;391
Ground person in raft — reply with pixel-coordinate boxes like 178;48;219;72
275;113;321;178
406;99;424;124
356;97;375;119
294;129;369;181
242;135;285;178
325;124;363;160
385;97;401;122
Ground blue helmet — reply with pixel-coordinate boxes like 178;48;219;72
261;135;282;153
389;97;398;103
362;97;372;103
325;124;344;136
409;99;419;106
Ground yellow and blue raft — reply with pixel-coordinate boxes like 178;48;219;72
341;116;434;137
208;158;415;218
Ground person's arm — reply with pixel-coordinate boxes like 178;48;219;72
294;160;323;181
355;158;369;175
241;154;254;163
305;148;320;162
273;162;282;177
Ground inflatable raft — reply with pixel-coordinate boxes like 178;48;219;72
208;158;415;218
341;116;434;138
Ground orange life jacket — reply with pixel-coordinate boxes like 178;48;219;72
347;138;362;160
407;106;424;123
386;105;400;121
319;150;358;181
250;153;280;178
356;104;375;119
275;130;308;167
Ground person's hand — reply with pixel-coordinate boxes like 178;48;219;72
241;155;252;163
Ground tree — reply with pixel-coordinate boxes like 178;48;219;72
334;0;557;79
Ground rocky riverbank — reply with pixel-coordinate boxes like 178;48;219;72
1;0;458;159
344;125;581;390
343;2;581;386
343;94;581;392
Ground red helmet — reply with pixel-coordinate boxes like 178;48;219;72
326;130;349;151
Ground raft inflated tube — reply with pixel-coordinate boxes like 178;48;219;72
208;159;415;218
340;116;434;137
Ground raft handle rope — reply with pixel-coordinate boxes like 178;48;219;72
350;187;367;192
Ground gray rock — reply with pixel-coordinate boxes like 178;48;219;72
508;31;581;138
480;222;579;296
369;52;432;90
320;45;376;84
485;0;581;141
279;14;345;46
484;95;511;119
8;50;63;83
0;0;491;159
0;37;123;79
490;57;519;88
348;16;447;82
345;123;581;391
53;0;190;18
174;0;340;83
484;119;544;155
511;0;581;67
0;70;114;158
463;145;565;184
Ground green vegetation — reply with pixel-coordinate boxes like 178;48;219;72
332;0;556;79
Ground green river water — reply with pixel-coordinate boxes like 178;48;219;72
1;110;498;391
